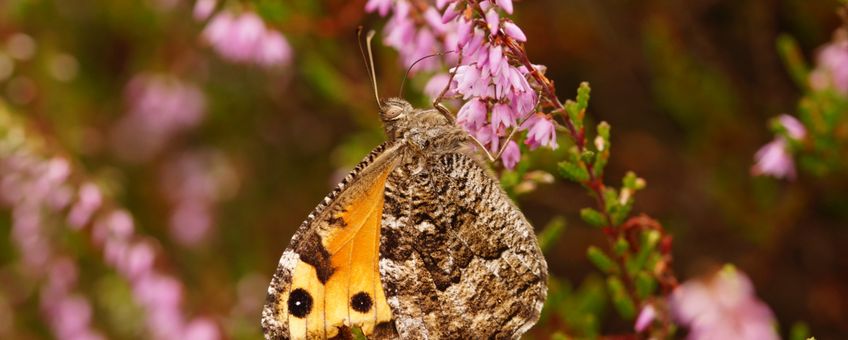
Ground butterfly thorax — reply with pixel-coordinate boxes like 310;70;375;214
379;98;468;157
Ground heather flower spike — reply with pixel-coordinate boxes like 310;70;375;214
367;0;551;169
0;107;221;339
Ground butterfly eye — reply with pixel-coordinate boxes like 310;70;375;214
381;105;404;121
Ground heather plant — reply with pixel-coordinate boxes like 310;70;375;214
365;0;782;338
754;9;848;180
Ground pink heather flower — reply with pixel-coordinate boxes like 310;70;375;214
496;0;514;14
502;140;520;169
368;0;545;167
751;139;795;179
424;8;445;34
457;98;489;131
491;102;514;132
453;65;481;99
455;17;474;45
810;39;848;95
510;89;537;118
485;10;500;35
488;45;504;75
778;114;806;140
670;265;778;340
442;2;460;23
502;21;527;42
474;124;500;153
634;304;657;332
193;0;217;21
521;113;558;149
203;11;292;68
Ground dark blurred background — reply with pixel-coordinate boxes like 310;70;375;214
0;0;846;338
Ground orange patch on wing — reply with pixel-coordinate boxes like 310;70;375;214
288;166;394;338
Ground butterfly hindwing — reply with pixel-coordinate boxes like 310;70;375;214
263;142;401;340
379;152;548;339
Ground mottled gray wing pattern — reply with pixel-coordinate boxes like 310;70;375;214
379;152;548;339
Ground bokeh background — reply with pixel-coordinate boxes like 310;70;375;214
0;0;846;338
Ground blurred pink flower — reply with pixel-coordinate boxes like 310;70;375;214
1;117;218;340
752;114;806;179
47;257;79;293
810;38;848;95
634;304;657;332
170;202;212;245
193;0;217;21
112;74;206;163
51;296;97;339
183;317;220;340
670;265;778;340
136;274;184;310
752;139;795;179
365;0;392;16
203;11;292;68
125;241;156;279
67;182;102;229
161;149;238;246
1;155;75;269
424;73;451;100
778;114;806;140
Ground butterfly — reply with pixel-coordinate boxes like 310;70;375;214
261;31;547;340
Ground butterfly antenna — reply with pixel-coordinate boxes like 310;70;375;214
399;51;455;98
357;27;381;107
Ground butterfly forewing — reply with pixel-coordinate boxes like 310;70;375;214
263;143;401;340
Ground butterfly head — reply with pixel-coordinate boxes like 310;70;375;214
379;97;463;150
379;97;413;122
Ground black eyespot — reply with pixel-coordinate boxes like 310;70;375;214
351;291;373;313
288;288;313;318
